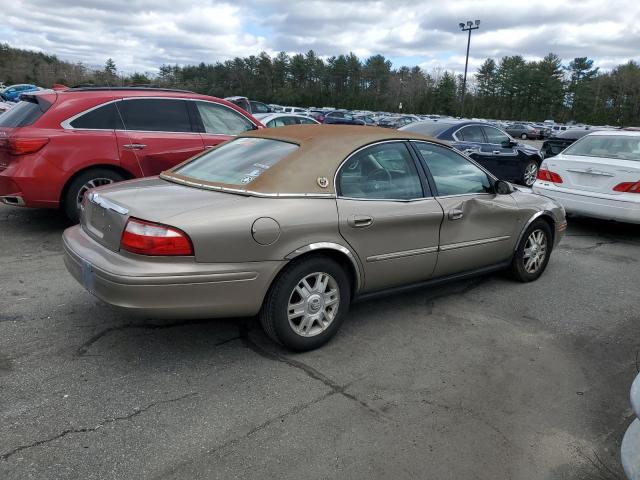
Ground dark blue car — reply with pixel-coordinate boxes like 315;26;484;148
400;120;542;187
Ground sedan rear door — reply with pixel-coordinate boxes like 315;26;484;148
115;98;205;176
335;141;443;292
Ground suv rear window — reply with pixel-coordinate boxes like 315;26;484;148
173;137;298;186
0;97;52;127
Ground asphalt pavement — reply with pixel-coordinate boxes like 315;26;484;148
1;203;639;479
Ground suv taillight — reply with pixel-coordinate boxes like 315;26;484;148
0;137;49;155
613;181;640;193
121;218;193;256
537;169;563;183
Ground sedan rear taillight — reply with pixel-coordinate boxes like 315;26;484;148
0;137;49;155
613;181;640;193
121;218;193;256
537;169;563;183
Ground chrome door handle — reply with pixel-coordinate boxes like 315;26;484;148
123;143;146;150
448;208;464;220
493;150;501;154
348;215;373;228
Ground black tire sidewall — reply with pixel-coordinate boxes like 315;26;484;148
268;256;351;351
64;168;124;222
512;220;553;282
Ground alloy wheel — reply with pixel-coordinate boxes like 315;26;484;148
76;178;115;208
287;272;340;337
523;162;538;186
523;229;547;274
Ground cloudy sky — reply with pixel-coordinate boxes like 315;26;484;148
2;0;639;74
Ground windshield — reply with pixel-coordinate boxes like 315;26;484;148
563;135;640;161
172;137;298;185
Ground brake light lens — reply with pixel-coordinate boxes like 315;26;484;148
121;218;193;256
537;169;563;183
613;181;640;193
0;137;50;156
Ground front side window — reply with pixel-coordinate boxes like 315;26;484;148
117;99;192;132
195;101;254;135
563;135;640;161
414;142;492;196
337;142;424;200
69;102;123;130
456;125;485;143
483;126;510;144
173;137;298;185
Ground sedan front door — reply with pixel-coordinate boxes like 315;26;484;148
335;141;443;292
411;141;521;278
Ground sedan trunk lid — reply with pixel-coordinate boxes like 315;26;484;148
543;153;640;194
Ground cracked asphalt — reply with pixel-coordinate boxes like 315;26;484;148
1;203;639;479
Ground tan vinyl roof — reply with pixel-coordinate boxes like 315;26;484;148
164;124;445;195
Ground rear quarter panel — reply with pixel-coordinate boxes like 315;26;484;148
167;197;346;264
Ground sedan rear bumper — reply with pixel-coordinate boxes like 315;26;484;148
533;183;640;224
63;225;284;318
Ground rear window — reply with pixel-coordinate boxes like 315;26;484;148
0;97;52;127
400;121;454;136
173;137;298;185
563;135;640;161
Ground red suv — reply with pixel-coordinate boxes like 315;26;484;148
0;87;263;220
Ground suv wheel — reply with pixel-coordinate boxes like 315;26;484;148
63;168;124;222
510;220;552;282
259;256;351;351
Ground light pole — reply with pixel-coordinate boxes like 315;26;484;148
459;19;480;118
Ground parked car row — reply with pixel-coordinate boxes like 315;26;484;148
0;83;41;102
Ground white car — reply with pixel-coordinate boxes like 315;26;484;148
253;113;319;128
533;131;640;223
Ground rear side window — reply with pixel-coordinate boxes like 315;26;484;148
69;102;124;130
174;137;298;185
195;102;254;135
457;125;485;142
117;99;192;132
0;98;51;127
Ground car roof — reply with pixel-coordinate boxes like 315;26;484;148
164;124;448;196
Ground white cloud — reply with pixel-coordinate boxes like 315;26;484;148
1;0;639;74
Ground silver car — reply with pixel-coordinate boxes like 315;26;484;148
63;125;566;350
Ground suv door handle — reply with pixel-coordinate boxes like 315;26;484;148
123;143;146;150
348;215;373;228
493;150;501;154
448;208;464;220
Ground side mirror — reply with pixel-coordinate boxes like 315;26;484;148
501;139;517;148
494;179;514;195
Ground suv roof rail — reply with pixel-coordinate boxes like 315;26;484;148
66;86;196;94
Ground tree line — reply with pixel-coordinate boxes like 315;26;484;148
1;43;638;126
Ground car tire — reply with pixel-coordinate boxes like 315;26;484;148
259;255;351;351
521;133;528;139
510;220;553;282
521;159;539;187
63;168;125;222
